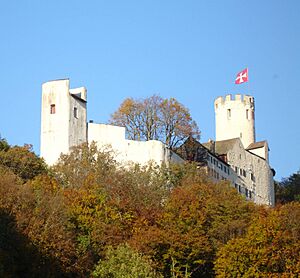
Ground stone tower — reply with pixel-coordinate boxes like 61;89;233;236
40;79;87;165
214;94;255;148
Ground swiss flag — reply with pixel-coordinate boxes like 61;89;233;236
235;68;248;84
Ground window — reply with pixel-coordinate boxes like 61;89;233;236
243;169;246;177
50;104;56;114
251;173;255;182
245;188;249;198
235;166;238;173
227;109;231;119
74;107;78;118
238;185;242;193
240;168;243;176
252;111;255;120
246;109;249;119
249;191;252;199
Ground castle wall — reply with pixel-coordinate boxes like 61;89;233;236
69;92;87;149
215;94;255;148
206;153;233;182
88;123;183;166
248;146;269;162
225;139;274;206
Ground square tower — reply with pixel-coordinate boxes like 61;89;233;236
40;79;87;165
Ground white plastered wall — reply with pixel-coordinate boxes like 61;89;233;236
41;79;71;165
215;94;255;148
87;123;183;166
40;79;87;165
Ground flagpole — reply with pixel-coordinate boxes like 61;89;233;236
247;67;250;96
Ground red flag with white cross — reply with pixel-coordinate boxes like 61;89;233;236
235;68;248;84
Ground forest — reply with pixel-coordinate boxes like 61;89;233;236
0;137;299;277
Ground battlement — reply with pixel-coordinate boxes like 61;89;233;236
214;94;254;108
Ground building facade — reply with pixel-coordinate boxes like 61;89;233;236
40;79;182;167
176;94;274;206
40;80;275;206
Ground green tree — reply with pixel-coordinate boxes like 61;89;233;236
130;169;257;277
214;202;300;277
0;144;47;181
109;95;200;149
276;170;300;204
92;244;161;278
0;136;9;151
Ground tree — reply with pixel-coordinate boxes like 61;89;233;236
0;144;47;181
109;95;200;149
129;168;257;277
0;136;9;151
214;202;300;277
92;244;161;278
276;170;300;204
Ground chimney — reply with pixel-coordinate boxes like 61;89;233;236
208;139;215;154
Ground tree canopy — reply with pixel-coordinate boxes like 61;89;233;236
109;95;200;149
275;170;300;204
0;136;299;277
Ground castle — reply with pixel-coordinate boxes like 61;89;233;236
40;79;275;206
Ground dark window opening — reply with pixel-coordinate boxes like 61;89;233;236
50;104;56;114
74;107;78;118
243;169;246;177
227;109;231;119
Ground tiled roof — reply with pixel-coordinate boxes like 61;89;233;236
203;138;241;155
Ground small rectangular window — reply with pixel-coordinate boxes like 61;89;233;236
50;104;56;114
227;109;231;119
74;107;78;118
246;109;249;119
243;170;246;177
235;166;238;173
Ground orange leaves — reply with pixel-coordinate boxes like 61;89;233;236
214;203;300;276
109;95;200;148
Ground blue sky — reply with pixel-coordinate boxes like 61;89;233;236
0;1;299;180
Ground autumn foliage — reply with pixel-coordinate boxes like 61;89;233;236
109;95;200;149
0;139;299;277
